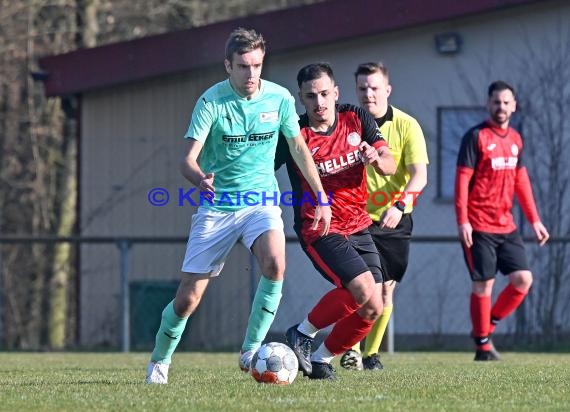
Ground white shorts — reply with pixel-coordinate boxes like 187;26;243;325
181;205;283;276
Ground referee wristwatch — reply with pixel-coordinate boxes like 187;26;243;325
394;199;406;212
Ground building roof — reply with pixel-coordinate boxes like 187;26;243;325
39;0;541;96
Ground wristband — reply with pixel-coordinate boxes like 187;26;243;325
394;200;406;212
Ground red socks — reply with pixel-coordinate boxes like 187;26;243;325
324;312;374;355
306;288;375;355
471;284;528;349
308;287;361;330
470;293;492;350
489;284;527;334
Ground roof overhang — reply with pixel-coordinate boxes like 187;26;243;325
39;0;541;96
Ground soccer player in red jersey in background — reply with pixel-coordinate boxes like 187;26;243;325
275;62;396;379
455;80;549;361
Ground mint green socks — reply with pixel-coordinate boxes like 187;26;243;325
242;277;283;352
150;300;189;364
152;278;282;360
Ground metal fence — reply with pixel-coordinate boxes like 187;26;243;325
1;235;568;352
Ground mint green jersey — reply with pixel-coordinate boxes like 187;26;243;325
185;79;300;211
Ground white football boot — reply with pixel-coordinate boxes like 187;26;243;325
145;361;169;384
239;349;256;373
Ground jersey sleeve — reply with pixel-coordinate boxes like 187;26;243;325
279;94;301;139
455;166;473;225
184;96;215;143
515;166;540;224
403;118;429;165
455;128;479;225
456;127;480;169
274;132;292;171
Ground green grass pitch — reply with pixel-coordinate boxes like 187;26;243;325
0;352;568;411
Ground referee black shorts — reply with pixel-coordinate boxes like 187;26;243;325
299;229;384;288
461;229;530;282
369;213;413;283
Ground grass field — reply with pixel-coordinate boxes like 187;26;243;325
0;351;569;411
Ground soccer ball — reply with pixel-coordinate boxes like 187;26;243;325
339;349;363;371
251;342;299;384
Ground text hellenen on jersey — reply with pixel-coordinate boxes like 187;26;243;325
316;149;363;176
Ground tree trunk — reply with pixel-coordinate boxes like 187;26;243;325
48;128;77;349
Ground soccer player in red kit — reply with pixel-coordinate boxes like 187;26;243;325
455;80;549;361
275;62;396;379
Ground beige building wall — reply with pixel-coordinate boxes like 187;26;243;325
79;66;254;348
78;0;569;348
269;0;569;339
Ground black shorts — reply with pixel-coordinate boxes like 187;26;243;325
369;213;413;283
299;229;384;288
462;230;530;282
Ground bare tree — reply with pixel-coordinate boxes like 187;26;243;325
512;24;570;347
0;0;77;349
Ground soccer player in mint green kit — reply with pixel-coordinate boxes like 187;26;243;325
145;27;331;384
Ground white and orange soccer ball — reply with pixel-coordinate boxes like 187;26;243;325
250;342;299;385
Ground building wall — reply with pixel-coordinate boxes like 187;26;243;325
79;67;256;348
79;0;569;348
268;0;570;339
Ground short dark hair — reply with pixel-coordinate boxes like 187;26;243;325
488;80;516;98
225;28;266;62
354;62;389;81
296;62;335;88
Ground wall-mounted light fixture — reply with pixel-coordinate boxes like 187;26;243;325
434;32;462;55
30;70;49;81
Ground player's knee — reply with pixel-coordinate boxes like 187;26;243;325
350;280;375;306
348;271;376;304
173;295;197;316
511;270;532;291
358;296;383;321
174;279;205;316
259;255;285;280
472;279;493;296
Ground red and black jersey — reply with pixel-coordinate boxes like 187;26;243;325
275;103;388;244
455;120;539;233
